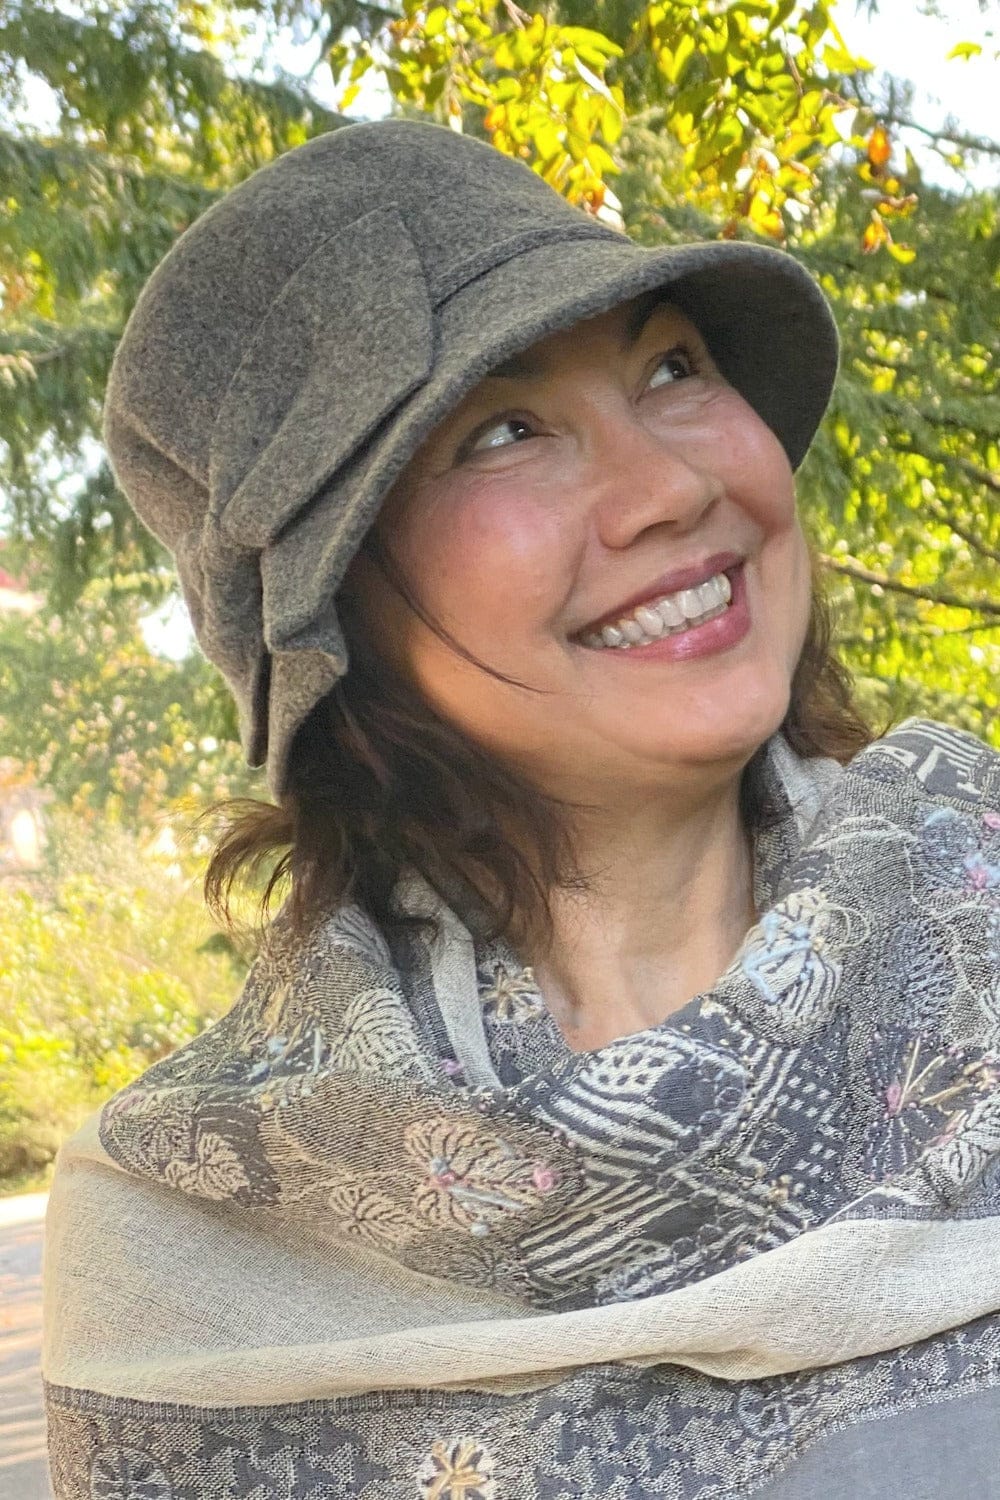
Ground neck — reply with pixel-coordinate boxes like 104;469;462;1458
522;772;757;1052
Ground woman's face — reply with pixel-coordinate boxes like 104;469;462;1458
349;293;813;803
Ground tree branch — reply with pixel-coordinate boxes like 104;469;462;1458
950;455;1000;498
819;555;1000;616
884;112;1000;160
925;498;1000;568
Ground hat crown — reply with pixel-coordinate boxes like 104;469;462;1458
105;119;615;536
262;120;613;303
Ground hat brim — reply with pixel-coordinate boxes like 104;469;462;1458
260;231;838;795
266;233;836;643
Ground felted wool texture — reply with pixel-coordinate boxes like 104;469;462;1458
102;116;839;799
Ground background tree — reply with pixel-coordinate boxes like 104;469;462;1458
1;0;997;787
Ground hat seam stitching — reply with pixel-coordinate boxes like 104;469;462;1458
433;223;624;309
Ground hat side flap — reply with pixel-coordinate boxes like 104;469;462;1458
209;205;433;550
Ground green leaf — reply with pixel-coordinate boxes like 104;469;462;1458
571;52;616;105
423;6;450;39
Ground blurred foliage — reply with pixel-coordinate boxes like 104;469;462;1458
0;578;261;823
0;803;252;1180
343;0;875;236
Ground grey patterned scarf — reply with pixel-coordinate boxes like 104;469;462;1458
43;719;1000;1499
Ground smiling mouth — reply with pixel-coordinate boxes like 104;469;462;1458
577;568;736;650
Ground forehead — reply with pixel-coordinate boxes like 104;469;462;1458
482;291;699;383
380;292;707;501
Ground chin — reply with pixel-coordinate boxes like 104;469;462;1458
643;690;791;772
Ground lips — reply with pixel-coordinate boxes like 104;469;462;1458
577;551;744;636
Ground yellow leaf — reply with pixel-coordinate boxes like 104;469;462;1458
861;216;888;253
867;125;891;169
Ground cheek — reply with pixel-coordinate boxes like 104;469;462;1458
395;485;573;636
725;407;798;531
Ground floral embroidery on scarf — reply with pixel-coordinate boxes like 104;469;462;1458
924;1086;1000;1200
478;961;546;1023
324;985;430;1075
326;1175;414;1247
90;1447;172;1500
405;1117;558;1236
91;719;1000;1319
740;886;865;1035
862;1031;999;1181
162;1129;250;1200
417;1439;496;1499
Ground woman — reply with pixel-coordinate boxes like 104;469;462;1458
43;118;1000;1498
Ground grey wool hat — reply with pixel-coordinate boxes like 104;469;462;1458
103;116;839;802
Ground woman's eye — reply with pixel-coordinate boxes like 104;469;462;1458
461;416;534;459
647;347;696;389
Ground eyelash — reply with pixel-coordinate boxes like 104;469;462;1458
454;344;701;463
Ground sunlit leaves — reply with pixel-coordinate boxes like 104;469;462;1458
346;0;876;235
336;1;627;208
0;805;249;1178
946;41;983;63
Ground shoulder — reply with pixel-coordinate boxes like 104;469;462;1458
849;718;1000;808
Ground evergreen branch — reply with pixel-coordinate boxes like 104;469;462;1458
0;324;118;362
819;555;1000;616
837;619;1000;646
925;497;1000;568
950;455;1000;498
0;131;217;208
0;2;348;145
883;396;999;440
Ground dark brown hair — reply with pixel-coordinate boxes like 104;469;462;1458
197;545;874;955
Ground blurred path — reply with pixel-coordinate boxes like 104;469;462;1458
0;1194;50;1500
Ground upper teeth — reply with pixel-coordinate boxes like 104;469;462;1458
581;571;733;650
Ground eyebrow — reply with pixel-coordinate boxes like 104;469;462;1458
483;292;670;381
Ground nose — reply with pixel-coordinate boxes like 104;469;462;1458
585;403;724;551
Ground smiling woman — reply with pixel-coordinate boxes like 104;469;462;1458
42;118;1000;1500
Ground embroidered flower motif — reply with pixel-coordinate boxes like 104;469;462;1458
325;986;427;1076
863;1030;998;1180
90;1447;172;1500
963;852;1000;891
479;962;546;1023
405;1117;558;1236
918;806;980;888
417;1439;496;1499
923;1085;1000;1194
983;810;1000;832
740;887;862;1034
163;1129;250;1200
326;1177;413;1247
